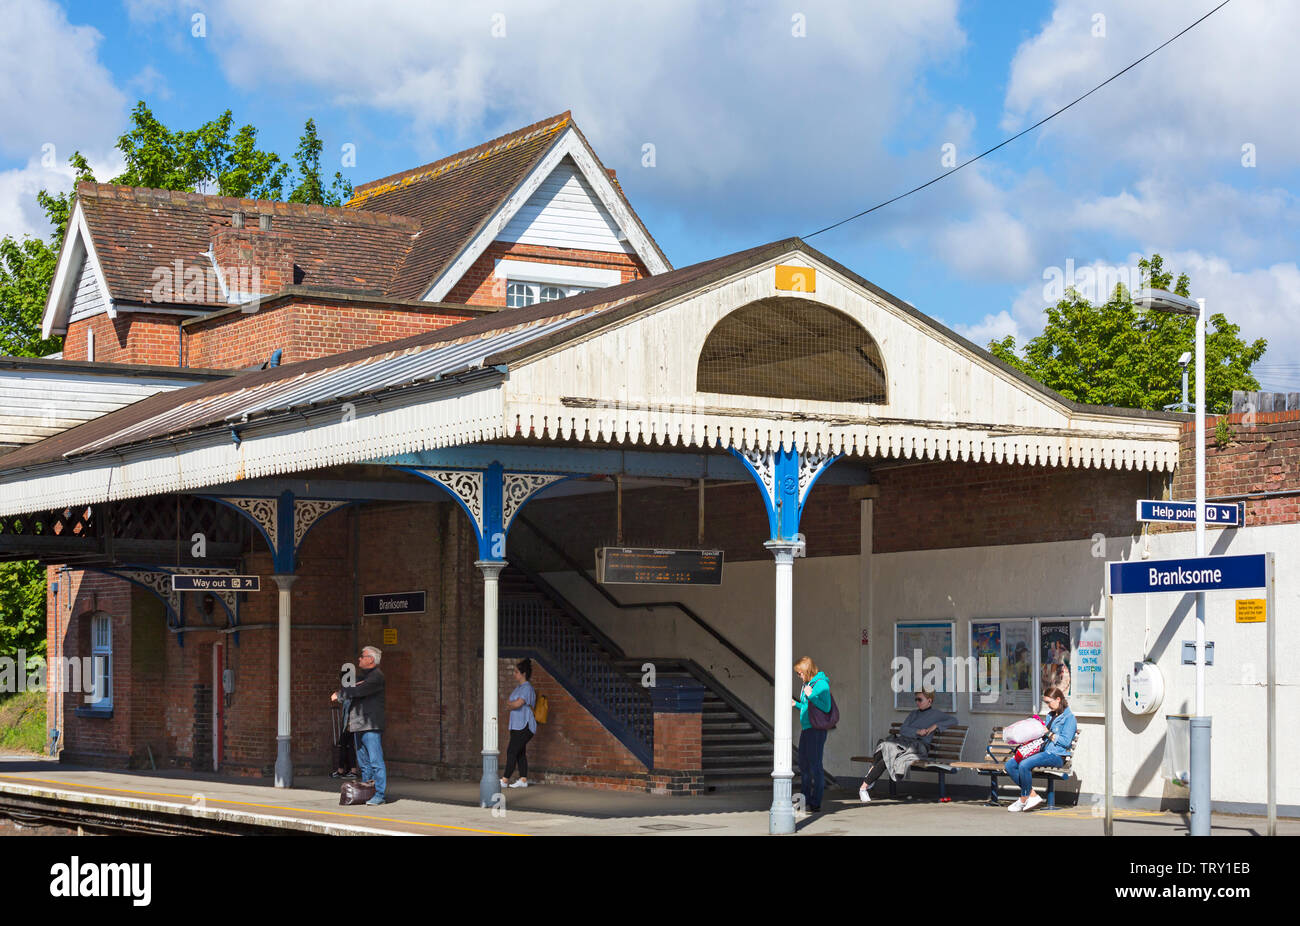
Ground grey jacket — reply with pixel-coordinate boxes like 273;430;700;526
339;667;385;733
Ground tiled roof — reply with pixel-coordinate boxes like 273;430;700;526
77;183;422;307
348;112;575;299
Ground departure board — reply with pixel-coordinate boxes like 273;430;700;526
596;548;724;585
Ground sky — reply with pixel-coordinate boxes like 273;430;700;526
2;0;1297;391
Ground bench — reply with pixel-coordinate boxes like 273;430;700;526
851;723;969;801
951;726;1081;808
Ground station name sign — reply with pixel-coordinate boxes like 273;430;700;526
172;574;260;592
1107;553;1267;596
596;548;724;586
1136;499;1242;526
363;591;426;616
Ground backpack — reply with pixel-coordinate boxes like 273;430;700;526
533;692;548;724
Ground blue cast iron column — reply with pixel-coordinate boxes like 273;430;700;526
731;444;839;835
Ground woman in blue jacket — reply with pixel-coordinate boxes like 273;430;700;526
1006;686;1076;812
792;656;833;813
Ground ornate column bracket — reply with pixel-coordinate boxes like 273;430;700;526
210;492;351;574
502;473;566;533
218;496;279;553
730;445;840;543
404;465;569;560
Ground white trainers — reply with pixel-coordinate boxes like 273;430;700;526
859;784;872;803
1008;798;1024;812
499;778;508;787
509;779;529;788
1023;792;1044;811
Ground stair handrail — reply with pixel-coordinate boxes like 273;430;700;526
505;559;629;661
514;515;773;685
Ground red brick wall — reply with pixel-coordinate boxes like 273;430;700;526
64;313;181;365
652;712;702;771
444;240;648;306
181;300;477;370
1161;411;1300;529
871;460;1151;553
517;481;862;565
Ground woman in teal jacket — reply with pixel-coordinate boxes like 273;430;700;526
792;656;833;812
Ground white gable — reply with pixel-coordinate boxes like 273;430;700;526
424;127;670;302
497;157;628;254
67;252;108;324
499;249;1183;471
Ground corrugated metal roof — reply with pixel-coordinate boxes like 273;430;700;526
64;313;591;458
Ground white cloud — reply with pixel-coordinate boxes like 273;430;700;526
0;152;125;242
165;0;965;231
934;210;1036;280
0;0;126;160
951;309;1022;349
1002;0;1300;175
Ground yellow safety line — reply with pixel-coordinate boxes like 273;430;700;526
0;774;522;836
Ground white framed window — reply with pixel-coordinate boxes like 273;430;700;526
505;280;589;308
90;613;112;710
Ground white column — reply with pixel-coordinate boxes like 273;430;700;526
272;574;297;788
1190;298;1211;837
766;540;802;835
477;560;505;808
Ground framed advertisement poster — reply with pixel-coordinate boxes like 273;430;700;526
1034;617;1106;718
893;621;956;713
968;619;1035;713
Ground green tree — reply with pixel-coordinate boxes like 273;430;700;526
287;118;353;207
989;255;1266;413
0;560;47;666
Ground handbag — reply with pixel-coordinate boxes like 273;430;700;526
340;779;376;806
808;693;839;731
533;693;548;724
1014;737;1046;762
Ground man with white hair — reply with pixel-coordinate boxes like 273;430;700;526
331;645;387;805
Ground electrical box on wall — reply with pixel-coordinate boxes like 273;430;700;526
1123;661;1165;715
1181;641;1215;665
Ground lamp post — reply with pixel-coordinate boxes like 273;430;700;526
1136;288;1210;836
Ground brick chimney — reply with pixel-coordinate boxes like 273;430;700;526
210;211;293;301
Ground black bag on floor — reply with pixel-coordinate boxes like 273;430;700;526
340;780;376;806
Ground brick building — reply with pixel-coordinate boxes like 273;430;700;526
0;113;1294;831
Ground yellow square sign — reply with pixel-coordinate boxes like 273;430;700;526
382;627;398;645
1235;599;1265;623
775;265;816;292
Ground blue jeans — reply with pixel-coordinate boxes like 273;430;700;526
798;727;828;810
354;731;387;801
1004;751;1064;796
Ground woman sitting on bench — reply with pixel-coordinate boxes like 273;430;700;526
1005;687;1076;812
859;688;956;802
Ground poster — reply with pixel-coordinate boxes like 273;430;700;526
1039;620;1072;699
1070;620;1105;717
893;621;955;712
969;619;1034;713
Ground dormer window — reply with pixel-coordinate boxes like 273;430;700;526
506;280;589;308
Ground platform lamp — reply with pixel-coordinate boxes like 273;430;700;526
1136;288;1211;837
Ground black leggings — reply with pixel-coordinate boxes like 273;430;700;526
505;728;534;779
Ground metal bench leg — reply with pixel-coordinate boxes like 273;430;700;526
986;774;1001;806
938;771;949;802
1046;777;1056;809
888;779;897;799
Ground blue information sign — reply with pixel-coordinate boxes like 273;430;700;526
1107;553;1267;596
1136;499;1242;526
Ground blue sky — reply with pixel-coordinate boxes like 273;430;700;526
4;0;1297;389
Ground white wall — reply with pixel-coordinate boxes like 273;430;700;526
545;515;1298;811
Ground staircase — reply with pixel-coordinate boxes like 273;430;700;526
498;564;781;790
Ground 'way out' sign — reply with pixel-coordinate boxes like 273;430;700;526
1136;499;1242;526
1106;553;1267;596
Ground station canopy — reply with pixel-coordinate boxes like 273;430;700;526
0;239;1183;517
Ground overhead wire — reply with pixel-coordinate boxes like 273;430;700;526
804;0;1235;239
